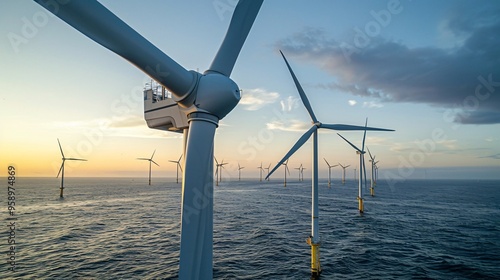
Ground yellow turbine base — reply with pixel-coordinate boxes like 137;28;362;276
370;187;374;197
307;237;321;277
60;187;64;198
357;196;364;213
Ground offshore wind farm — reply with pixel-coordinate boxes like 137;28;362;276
2;0;500;279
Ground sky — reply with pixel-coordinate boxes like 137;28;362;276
1;0;500;180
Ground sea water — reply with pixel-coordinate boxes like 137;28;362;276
1;177;499;279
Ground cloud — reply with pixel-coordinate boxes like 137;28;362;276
266;119;310;132
480;153;500;160
348;100;357;106
280;96;300;112
50;115;178;139
363;101;383;108
275;4;500;124
239;88;280;111
107;115;146;128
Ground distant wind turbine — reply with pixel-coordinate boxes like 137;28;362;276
56;139;87;198
338;163;350;185
266;50;394;277
257;162;264;182
137;150;159;186
282;159;291;187
214;157;227;186
367;147;378;196
295;164;303;181
338;119;393;213
169;154;183;184
238;163;244;181
323;158;338;188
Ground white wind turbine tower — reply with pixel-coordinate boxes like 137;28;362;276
367;147;379;196
137;150;160;186
257;162;264;182
337;119;393;213
34;1;264;277
169;154;183;184
282;159;291;187
238;163;244;181
56;139;87;198
339;163;350;185
266;51;394;277
323;158;338;188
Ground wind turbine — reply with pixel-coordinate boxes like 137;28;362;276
295;164;303;181
266;51;394;277
137;150;160;186
56;139;87;198
282;159;291;187
367;147;379;196
257;162;264;182
238;163;244;181
214;157;227;186
338;119;380;214
323;158;338;188
35;1;263;277
169;154;183;184
338;163;350;185
301;166;306;182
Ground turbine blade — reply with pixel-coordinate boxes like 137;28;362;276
137;158;149;160
214;157;219;165
56;161;64;178
346;165;351;168
321;123;394;131
169;160;178;163
337;133;362;153
280;50;318;123
151;149;156;160
34;0;194;97
323;158;330;167
179;164;183;172
151;160;160;167
57;138;65;158
207;0;263;76
367;146;374;160
362;118;368;151
66;158;87;161
178;154;183;162
265;126;316;179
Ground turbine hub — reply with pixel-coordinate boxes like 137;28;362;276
195;73;240;120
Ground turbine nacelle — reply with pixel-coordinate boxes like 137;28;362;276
195;73;240;120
